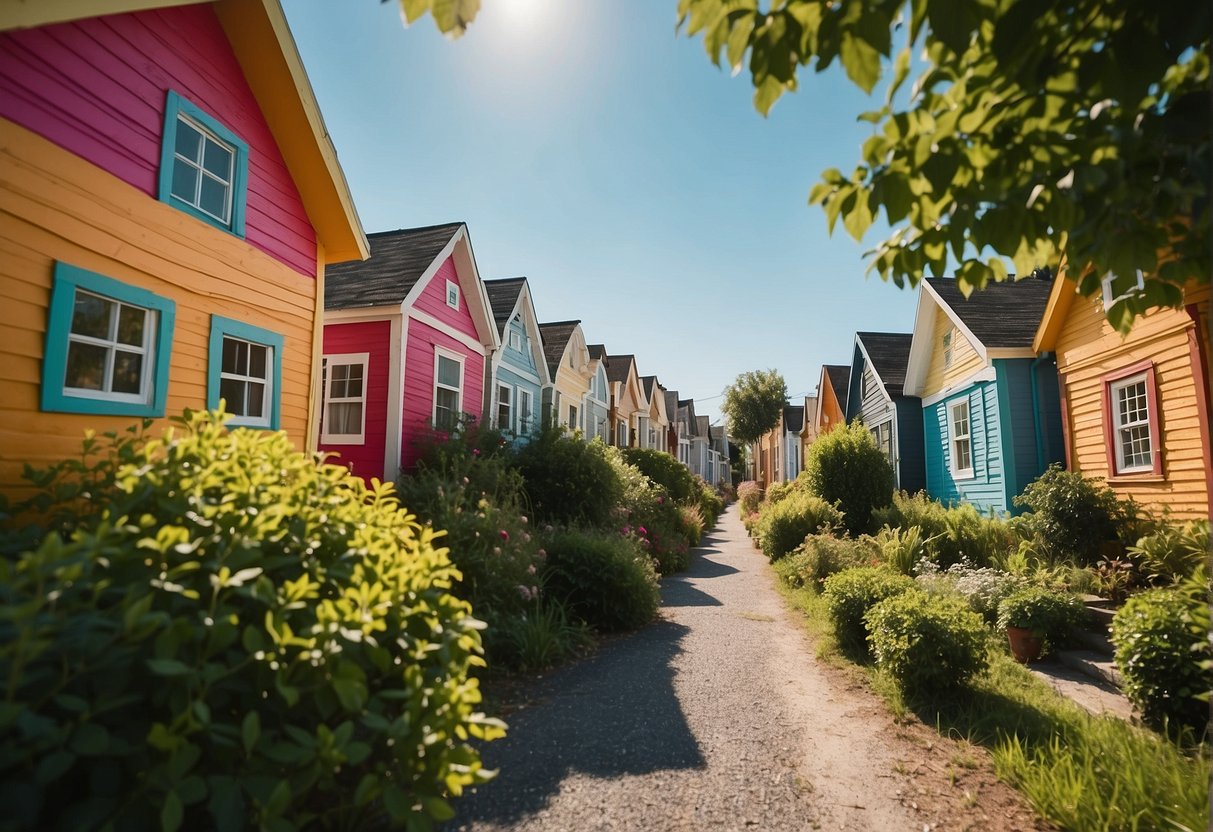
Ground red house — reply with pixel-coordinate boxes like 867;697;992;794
319;223;498;482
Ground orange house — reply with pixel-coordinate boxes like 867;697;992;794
1034;271;1211;521
813;364;850;436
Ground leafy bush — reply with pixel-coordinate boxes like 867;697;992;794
513;428;622;527
695;477;725;526
822;568;918;651
874;524;936;574
621;447;697;502
0;410;503;831
763;476;802;507
873;491;1015;568
804;421;894;535
486;598;592;672
603;445;694;574
1013;466;1123;565
677;503;705;549
1129;520;1209;584
783;534;881;588
1111;584;1212;737
737;480;763;516
772;549;817;589
865;592;990;694
755;492;844;561
541;529;660;632
996;587;1087;653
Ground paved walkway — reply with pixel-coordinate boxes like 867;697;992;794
448;505;1041;831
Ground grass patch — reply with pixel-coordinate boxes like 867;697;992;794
773;568;1211;831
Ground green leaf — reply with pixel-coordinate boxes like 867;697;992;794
161;791;183;832
383;784;410;821
886;47;911;106
242;711;261;755
753;75;785;116
421;796;455;821
264;779;291;818
71;722;109;756
147;659;191;677
207;776;244;829
839;31;881;94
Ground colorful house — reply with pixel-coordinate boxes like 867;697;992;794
603;352;645;448
483;277;549;442
844;332;925;493
639;376;670;452
538;320;609;440
754;404;803;489
676;398;698;470
664;389;683;458
814;365;850;436
709;423;731;487
1034;271;1211;520
319;223;498;481
903;276;1064;514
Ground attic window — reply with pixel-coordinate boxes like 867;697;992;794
942;329;954;369
445;280;460;310
1101;270;1145;311
159;91;249;237
510;330;522;351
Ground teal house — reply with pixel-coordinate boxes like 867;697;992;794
902;276;1065;514
484;278;549;443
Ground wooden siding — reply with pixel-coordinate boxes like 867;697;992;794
923;304;983;394
401;319;485;471
318;320;390;482
1053;288;1210;519
0;6;317;276
817;377;845;434
0;118;316;494
502;316;538;375
924;382;1007;513
894;397;926;493
413;256;480;340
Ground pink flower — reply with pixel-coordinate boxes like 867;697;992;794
638;526;647;536
657;497;664;504
499;529;510;542
516;585;532;601
473;448;481;456
527;564;536;575
493;547;502;556
536;548;547;559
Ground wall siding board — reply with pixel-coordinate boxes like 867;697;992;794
413;258;481;340
924;382;1007;513
317;320;391;483
401;319;485;471
924;305;983;393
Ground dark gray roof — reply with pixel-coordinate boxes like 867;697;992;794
695;416;710;438
484;277;526;337
824;365;851;404
783;405;804;433
325;222;463;310
856;332;913;397
587;344;606;361
664;390;679;416
605;354;635;385
640;375;659;400
538;320;579;378
926;275;1054;348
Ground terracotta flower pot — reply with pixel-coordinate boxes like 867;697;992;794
1006;626;1043;663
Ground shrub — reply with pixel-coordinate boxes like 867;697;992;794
695;477;725;526
773;549;817;589
785;533;880;588
603;445;693;574
865;592;990;694
755;492;845;561
621;447;696;503
0;410;503;832
1129;520;1210;584
763;476;800;507
874;524;936;574
737;480;763;516
677;503;705;548
822;568;918;651
486;598;592;672
873;492;1015;568
513;428;622;527
804;421;894;535
1111;585;1211;737
541;529;660;632
1013;466;1123;565
996;586;1087;654
945;563;1027;625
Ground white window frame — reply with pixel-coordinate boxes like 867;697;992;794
1109;372;1154;474
942;328;954;369
63;289;156;406
432;347;464;429
495;382;513;431
171;114;236;226
220;334;273;429
568;403;578;432
445;280;460;310
1101;269;1145;311
320;352;369;445
617;420;628;447
517;388;533;434
947;398;973;479
509;329;522;351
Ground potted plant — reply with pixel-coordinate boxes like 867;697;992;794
996;586;1087;662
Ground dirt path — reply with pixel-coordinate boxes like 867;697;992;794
450;504;1044;831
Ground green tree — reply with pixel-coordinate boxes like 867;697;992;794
676;0;1209;332
721;369;788;445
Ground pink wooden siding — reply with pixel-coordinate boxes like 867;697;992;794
319;320;391;482
413;257;481;339
0;6;317;277
401;320;485;470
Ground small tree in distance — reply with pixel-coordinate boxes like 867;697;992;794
721;369;788;446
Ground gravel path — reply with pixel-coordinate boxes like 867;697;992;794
450;504;1044;831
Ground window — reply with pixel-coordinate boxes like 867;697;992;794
320;353;368;444
433;349;463;430
568;404;578;431
1101;270;1145;311
445;280;460;310
509;329;522;351
1102;361;1161;476
942;328;954;369
159;91;249;236
208;317;282;429
42;262;175;416
947;399;973;478
496;383;512;431
517;388;533;434
872;420;894;468
617;421;628;447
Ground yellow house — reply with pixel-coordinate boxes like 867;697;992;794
1034;270;1211;520
0;0;367;495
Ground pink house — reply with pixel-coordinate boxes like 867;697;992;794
319;223;498;482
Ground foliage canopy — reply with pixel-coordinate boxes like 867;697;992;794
721;369;788;444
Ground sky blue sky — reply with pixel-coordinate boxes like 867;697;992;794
284;0;920;426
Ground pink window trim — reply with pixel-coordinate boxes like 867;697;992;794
1099;358;1163;477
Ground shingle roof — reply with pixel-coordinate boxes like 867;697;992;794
783;405;804;433
640;375;659;400
325;222;463;310
484;277;526;337
856;332;913;397
587;344;606;361
824;365;851;405
538;320;580;378
696;415;710;438
926;276;1055;348
664;390;679;417
605;354;635;385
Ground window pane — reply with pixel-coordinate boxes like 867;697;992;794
222;337;245;375
1120;425;1152;469
435;387;458;428
71;292;113;339
246;382;265;418
330;402;361;434
175;120;202;161
220;377;246;415
65;342;108;390
171;160;199;203
437;356;460;388
112;350;143;394
346;365;363;397
199;175;230;221
202;139;232;180
248;344;268;380
116;304;146;346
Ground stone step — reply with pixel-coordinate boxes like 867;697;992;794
1071;627;1115;657
1085;605;1117;633
1054;647;1123;689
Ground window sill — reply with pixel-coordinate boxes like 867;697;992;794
1107;474;1165;484
321;435;366;445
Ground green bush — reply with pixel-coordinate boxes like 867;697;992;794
763;476;801;507
996;586;1087;654
804;421;894;535
621;447;696;503
737;481;763;516
603;445;694;574
695;477;725;527
773;549;817;588
872;491;1015;568
1111;585;1212;738
513;427;622;527
486;598;592;672
755;492;844;561
917;561;1026;625
1129;520;1210;584
822;568;918;651
541;529;661;632
1013;466;1124;565
874;524;936;574
783;534;880;588
865;592;990;694
0;410;503;831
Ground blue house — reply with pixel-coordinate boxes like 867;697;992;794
844;332;925;494
902;276;1065;514
484;278;549;442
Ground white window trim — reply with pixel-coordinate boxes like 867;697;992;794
942;328;954;369
1109;371;1154;474
221;335;273;429
517;388;533;434
496;382;513;431
1101;269;1145;311
947;398;974;479
173;114;235;225
320;352;369;445
64;290;156;406
432;347;464;429
445;279;460;311
509;329;522;351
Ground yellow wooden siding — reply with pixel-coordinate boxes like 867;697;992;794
0;119;318;496
922;304;983;395
1055;290;1209;519
554;365;589;418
